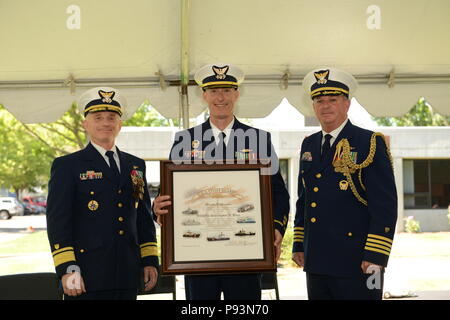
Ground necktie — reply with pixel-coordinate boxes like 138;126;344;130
217;132;226;160
105;150;120;178
321;134;332;162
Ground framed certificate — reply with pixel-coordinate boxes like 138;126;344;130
160;160;276;275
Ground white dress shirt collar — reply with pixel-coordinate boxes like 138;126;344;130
90;141;120;172
321;118;348;146
210;118;234;145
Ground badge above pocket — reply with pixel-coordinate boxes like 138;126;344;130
301;152;313;162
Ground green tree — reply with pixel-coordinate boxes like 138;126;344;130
0;105;54;197
373;97;449;126
123;101;179;127
19;102;87;156
0;101;177;196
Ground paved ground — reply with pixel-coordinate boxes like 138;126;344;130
0;215;47;234
1;215;449;300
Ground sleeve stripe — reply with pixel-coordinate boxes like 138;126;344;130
52;246;74;256
366;238;392;249
367;234;393;244
274;219;284;228
140;242;157;248
364;246;390;256
141;246;158;258
294;227;304;231
53;250;76;267
366;242;391;253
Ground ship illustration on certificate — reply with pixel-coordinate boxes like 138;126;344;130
236;216;256;224
183;231;201;238
207;232;230;241
234;229;256;237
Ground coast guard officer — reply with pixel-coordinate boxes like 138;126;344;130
154;63;290;300
46;87;159;299
292;68;397;300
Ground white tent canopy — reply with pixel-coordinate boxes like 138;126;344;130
1;0;449;124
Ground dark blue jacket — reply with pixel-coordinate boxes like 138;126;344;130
46;143;158;292
169;118;290;235
293;120;397;277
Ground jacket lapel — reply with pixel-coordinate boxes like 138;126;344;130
306;132;322;172
202;119;215;147
117;147;133;188
230;117;247;157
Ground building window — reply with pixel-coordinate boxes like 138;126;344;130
403;159;450;209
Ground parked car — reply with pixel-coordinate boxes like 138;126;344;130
33;196;47;208
0;197;25;220
19;201;36;215
18;201;45;215
33;204;46;215
22;196;47;208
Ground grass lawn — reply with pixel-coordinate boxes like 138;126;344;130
0;230;162;276
0;231;49;255
280;223;297;268
1;228;449;292
0;231;54;275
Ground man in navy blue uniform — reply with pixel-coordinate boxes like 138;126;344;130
292;68;397;300
46;87;159;300
154;63;290;300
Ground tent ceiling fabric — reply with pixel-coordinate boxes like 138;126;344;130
0;0;449;123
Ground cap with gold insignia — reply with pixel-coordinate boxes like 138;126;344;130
302;67;358;100
194;63;245;90
79;86;127;117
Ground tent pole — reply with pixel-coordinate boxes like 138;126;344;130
180;0;190;129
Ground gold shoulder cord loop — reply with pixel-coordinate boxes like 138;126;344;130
333;132;393;206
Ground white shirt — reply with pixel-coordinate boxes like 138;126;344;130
91;141;121;173
210;118;234;146
321;118;348;147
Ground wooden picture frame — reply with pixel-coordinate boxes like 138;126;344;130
160;160;276;275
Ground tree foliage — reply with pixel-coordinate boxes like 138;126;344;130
372;97;449;126
123;101;179;127
0;105;55;196
0;101;177;196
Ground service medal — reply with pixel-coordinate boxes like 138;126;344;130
301;152;313;162
88;200;99;211
131;169;145;204
235;149;256;160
